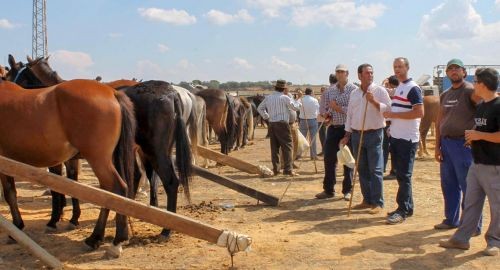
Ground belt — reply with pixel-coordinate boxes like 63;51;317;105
330;125;345;128
352;128;381;134
443;135;465;140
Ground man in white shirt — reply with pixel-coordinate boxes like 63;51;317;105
299;88;320;159
340;64;392;214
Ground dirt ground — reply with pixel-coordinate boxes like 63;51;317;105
0;127;498;269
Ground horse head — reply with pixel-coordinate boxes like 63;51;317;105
26;55;64;85
5;54;45;88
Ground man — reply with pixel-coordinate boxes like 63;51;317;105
382;75;399;179
340;64;391;214
284;87;302;167
439;67;500;256
258;80;301;176
434;59;482;231
299;88;320;160
315;65;357;200
382;58;424;224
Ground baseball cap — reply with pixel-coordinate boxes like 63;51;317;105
335;64;349;72
446;59;464;69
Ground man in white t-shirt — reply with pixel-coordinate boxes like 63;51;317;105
383;57;424;224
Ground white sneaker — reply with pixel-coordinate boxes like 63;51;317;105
343;193;351;201
483;246;499;256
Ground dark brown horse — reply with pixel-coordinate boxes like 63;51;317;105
19;56;193;240
196;89;237;154
0;78;136;257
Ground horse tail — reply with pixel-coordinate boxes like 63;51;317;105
246;102;254;141
225;94;237;153
113;91;137;199
174;95;192;203
187;96;199;158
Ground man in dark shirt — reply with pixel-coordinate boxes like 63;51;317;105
440;67;500;256
434;59;482;231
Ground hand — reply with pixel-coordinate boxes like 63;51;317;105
434;147;443;163
330;100;342;113
366;91;375;103
339;136;349;146
465;130;481;143
383;111;393;118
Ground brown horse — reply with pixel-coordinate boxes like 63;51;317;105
0;79;136;257
21;56;193;240
419;95;440;157
6;55;82;230
196;89;237;154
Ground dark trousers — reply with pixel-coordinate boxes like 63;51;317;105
383;126;396;174
318;121;326;151
390;137;418;217
269;121;293;174
323;125;353;195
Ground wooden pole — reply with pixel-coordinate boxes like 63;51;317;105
191;163;279;206
196;145;272;177
0;214;62;269
0;155;223;244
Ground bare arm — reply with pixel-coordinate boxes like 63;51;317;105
466;130;500;143
384;104;424;119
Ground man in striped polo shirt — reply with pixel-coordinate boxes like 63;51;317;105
257;80;301;176
383;57;424;224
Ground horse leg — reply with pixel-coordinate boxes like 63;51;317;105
1;174;24;243
62;160;79;230
83;160;129;254
47;164;64;231
154;156;179;241
142;159;157;207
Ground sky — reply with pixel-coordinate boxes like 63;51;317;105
1;0;499;85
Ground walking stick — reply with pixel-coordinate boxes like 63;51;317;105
347;94;370;217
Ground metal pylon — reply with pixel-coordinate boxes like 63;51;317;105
32;0;48;59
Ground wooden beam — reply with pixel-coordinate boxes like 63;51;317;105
0;214;63;269
196;145;273;177
192;164;279;206
0;155;223;244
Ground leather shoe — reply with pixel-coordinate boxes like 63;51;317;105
352;202;372;210
315;191;334;199
434;223;457;230
439;239;470;250
284;171;299;177
368;206;383;214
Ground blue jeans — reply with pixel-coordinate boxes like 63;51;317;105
440;137;482;230
351;129;384;207
299;118;318;158
323;125;353;195
390;137;418;217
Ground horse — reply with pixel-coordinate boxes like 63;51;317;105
237;97;254;148
0;78;136;257
247;94;268;139
20;55;193;240
6;55;82;230
196;89;237;155
419;95;440;157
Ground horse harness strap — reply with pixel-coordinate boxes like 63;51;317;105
13;66;27;83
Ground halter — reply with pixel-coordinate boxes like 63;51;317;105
13;66;27;83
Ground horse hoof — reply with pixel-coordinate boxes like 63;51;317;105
45;225;57;234
157;234;171;243
6;236;17;245
105;244;122;259
66;222;78;231
84;237;103;250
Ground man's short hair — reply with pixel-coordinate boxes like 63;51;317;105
357;63;373;74
305;88;313;95
329;74;337;84
475;68;499;91
394;57;410;68
388;75;399;87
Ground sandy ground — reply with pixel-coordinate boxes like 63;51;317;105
0;127;498;269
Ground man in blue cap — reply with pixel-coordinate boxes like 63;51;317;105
434;59;482;231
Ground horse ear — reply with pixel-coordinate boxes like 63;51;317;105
27;55;34;63
8;54;16;68
46;55;51;61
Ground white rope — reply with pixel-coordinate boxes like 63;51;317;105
217;230;252;255
258;165;274;177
